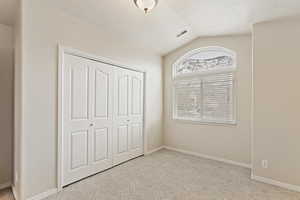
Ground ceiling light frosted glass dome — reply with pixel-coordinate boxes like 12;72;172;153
134;0;158;13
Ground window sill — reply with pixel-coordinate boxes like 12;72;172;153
173;118;237;126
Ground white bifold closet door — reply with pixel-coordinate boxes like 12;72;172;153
113;68;144;165
62;54;144;186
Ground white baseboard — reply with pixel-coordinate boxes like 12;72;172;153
0;182;11;190
164;146;252;169
251;175;300;193
26;188;58;200
145;146;164;155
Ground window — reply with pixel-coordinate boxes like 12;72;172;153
172;47;236;124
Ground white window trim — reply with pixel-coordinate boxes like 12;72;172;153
171;46;238;125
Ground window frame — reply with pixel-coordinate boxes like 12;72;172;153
171;46;237;125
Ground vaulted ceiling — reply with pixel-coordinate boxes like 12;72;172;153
58;0;300;54
1;0;300;54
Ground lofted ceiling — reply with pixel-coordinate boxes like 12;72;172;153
0;0;17;26
1;0;300;54
57;0;300;55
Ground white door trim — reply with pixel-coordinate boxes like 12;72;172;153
57;45;147;191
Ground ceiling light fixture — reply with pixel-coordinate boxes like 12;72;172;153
134;0;158;14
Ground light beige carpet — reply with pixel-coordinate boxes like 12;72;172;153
46;149;300;200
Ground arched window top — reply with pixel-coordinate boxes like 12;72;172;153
173;46;236;78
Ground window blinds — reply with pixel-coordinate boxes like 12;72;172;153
174;81;202;119
174;73;235;124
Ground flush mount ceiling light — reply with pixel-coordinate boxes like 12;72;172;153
134;0;158;14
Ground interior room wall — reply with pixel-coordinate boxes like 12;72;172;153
0;23;14;188
163;35;252;166
252;16;300;187
19;0;163;198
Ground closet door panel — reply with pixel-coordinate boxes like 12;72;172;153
128;71;144;158
117;75;129;117
63;54;94;186
113;68;144;165
117;125;129;153
131;123;142;150
94;128;108;162
70;130;89;170
70;66;89;120
94;70;109;118
113;68;131;164
63;55;114;186
131;77;142;115
89;60;114;173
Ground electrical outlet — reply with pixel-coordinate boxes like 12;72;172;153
262;160;268;169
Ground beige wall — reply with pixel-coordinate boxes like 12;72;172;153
0;23;13;187
19;0;163;198
163;35;252;165
253;17;300;187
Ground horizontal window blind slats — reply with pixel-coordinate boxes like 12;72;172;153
173;72;235;124
175;85;202;119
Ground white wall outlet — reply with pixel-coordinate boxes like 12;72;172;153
262;160;268;169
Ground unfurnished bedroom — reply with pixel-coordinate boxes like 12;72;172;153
0;0;300;200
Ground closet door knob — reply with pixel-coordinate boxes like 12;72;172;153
90;123;94;127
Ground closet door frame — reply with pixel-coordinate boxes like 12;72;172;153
57;46;147;191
